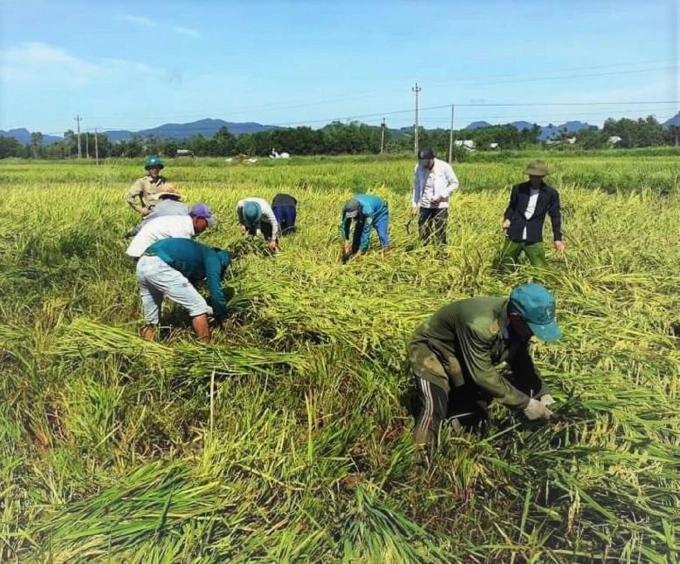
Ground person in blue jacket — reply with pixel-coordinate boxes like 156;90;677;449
136;238;232;343
340;194;390;261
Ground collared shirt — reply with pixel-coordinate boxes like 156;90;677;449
125;175;168;212
522;188;541;240
503;180;562;243
412;158;459;209
126;215;195;258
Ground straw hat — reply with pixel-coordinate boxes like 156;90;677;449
525;161;549;177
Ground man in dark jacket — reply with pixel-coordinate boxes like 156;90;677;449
271;193;298;235
499;161;565;268
409;283;560;447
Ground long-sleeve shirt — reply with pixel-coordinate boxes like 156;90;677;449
412;158;459;209
410;297;543;409
236;197;279;239
125;175;168;212
142;199;188;223
503;181;562;243
143;238;232;320
340;194;388;252
126;215;195;258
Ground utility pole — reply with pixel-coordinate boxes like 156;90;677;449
74;115;82;159
448;103;455;163
412;82;421;155
85;131;89;159
94;128;99;164
380;118;386;154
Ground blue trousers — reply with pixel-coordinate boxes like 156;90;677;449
273;206;297;235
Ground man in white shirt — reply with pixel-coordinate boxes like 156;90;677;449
236;197;280;251
126;203;216;259
411;147;460;245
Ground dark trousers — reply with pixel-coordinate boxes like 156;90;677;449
248;222;274;240
418;208;448;245
413;368;544;447
413;377;490;446
273;205;297;235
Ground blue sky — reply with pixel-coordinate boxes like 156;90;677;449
0;0;678;136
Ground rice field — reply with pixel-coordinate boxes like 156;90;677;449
0;153;679;562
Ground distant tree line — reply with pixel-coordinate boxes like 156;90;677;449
1;116;679;159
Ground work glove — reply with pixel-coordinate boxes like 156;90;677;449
540;394;556;407
523;398;552;421
206;306;214;317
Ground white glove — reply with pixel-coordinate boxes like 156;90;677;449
206;306;214;316
540;394;556;407
523;398;552;421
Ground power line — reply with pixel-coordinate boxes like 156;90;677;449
78;58;679;124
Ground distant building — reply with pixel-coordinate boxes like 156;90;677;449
489;142;500;150
454;140;476;150
607;136;622;145
176;149;195;157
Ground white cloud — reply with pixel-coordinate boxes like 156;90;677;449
0;42;155;87
173;26;199;37
118;15;154;27
117;14;199;37
0;42;99;85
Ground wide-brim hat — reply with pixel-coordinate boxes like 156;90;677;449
155;184;184;200
525;161;549;177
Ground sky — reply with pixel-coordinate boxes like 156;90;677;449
0;0;678;136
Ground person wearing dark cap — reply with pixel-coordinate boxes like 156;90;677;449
411;147;460;245
136;238;232;343
499;160;565;268
340;194;390;261
409;283;560;447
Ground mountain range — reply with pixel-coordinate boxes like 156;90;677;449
2;112;680;145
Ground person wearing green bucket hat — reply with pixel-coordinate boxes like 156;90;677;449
236;197;279;250
408;282;561;447
499;160;565;269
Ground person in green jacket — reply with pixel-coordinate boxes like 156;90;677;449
408;283;561;446
136;238;232;343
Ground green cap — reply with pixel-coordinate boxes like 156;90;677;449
242;202;262;226
509;283;561;341
145;155;164;170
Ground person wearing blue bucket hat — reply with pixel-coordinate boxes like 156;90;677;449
408;282;561;447
236;197;279;250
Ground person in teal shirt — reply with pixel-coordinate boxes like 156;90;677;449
340;194;390;261
136;238;232;343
